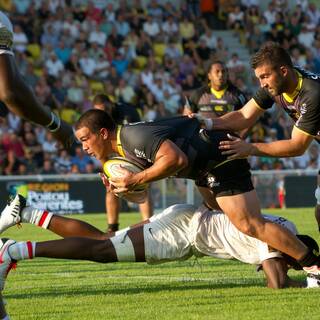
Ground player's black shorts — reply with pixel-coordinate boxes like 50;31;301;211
195;158;253;197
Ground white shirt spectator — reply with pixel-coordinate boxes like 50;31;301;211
49;0;65;13
13;25;28;53
79;53;96;77
199;30;217;50
306;3;320;25
263;4;277;25
296;0;308;11
162;17;178;36
88;25;107;46
297;28;315;48
143;17;160;38
63;15;80;39
140;68;154;90
45;53;64;78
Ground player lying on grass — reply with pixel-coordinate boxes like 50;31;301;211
0;195;318;291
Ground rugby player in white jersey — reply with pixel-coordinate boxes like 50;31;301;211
0;194;318;300
0;11;74;150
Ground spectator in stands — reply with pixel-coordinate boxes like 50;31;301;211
13;24;28;53
54;149;72;174
71;146;92;173
79;51;96;77
226;53;246;79
45;52;64;78
143;15;160;38
88;23;107;47
39;159;57;175
54;41;72;65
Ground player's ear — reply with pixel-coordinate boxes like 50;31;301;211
279;66;288;77
100;128;109;139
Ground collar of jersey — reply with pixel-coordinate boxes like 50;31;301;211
116;125;125;157
282;71;303;103
210;85;227;99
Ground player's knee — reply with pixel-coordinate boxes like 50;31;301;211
315;186;320;205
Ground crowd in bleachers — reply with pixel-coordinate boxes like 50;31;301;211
0;0;319;175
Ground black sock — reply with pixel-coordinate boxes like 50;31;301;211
298;249;320;267
108;223;119;232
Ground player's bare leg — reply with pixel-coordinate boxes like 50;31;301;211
106;191;120;232
215;190;308;259
138;188;153;221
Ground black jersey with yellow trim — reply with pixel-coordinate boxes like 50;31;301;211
253;66;320;137
188;82;247;116
116;116;245;180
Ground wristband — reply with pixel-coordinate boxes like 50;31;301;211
46;112;61;132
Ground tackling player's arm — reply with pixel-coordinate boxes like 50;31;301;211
211;98;264;131
109;139;188;192
220;126;314;159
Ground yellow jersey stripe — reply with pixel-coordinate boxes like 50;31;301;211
116;125;125;157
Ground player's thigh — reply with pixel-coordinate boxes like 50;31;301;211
216;189;264;231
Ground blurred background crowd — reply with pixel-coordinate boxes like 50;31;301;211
0;0;319;176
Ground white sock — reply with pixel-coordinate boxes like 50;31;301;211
8;242;35;261
21;207;53;229
2;315;9;320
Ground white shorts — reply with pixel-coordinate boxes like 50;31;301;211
144;204;197;264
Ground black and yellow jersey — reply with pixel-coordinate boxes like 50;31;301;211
115;116;251;188
253;66;320;137
188;82;247;117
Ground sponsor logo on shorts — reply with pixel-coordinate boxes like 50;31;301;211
207;175;220;188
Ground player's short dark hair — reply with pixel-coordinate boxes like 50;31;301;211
92;94;114;109
251;42;293;70
75;109;116;133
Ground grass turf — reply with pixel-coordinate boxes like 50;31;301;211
2;208;320;320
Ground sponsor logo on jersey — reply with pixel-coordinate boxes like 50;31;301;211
134;148;147;159
300;103;307;114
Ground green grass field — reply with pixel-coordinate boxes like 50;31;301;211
2;208;320;320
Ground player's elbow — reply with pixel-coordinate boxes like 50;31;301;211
175;152;188;171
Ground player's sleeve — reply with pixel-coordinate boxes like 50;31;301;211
0;11;13;55
234;90;248;110
252;88;274;110
122;125;167;162
295;93;320;136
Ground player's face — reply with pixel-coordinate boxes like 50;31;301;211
208;63;228;90
254;63;286;96
75;126;108;161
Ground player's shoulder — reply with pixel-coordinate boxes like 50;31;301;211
191;85;210;98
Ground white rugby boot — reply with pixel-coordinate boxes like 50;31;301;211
0;195;26;234
0;238;16;291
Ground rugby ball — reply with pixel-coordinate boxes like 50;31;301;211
103;157;147;192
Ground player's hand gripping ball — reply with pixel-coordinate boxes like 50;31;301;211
103;157;148;194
